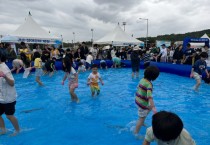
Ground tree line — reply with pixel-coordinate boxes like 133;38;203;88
137;29;210;44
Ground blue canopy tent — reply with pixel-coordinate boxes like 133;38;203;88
183;37;209;51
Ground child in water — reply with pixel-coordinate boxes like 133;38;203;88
134;66;160;138
44;57;56;76
30;52;43;86
10;59;24;74
62;57;79;103
143;111;195;145
20;52;31;78
0;51;20;136
87;64;104;96
190;52;209;91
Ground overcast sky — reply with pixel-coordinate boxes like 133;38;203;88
0;0;209;42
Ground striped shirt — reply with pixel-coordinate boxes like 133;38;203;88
135;78;153;110
141;53;151;63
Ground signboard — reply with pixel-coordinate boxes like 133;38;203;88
18;38;55;44
183;37;209;51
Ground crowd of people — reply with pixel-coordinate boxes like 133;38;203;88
1;41;210;68
1;40;210;144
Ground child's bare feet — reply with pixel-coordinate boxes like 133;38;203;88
134;134;144;140
9;131;19;136
0;130;6;135
76;99;80;103
143;123;147;127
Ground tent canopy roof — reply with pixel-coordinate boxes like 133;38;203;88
201;33;210;39
94;25;143;46
11;13;59;40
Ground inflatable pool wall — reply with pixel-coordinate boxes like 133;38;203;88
6;60;209;78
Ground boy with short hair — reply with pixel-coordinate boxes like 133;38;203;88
87;64;104;96
0;51;20;136
190;52;209;91
134;66;160;138
143;111;196;145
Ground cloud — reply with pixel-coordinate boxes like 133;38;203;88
0;0;210;42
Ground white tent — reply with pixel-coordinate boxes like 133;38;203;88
201;33;210;46
1;12;61;44
94;25;144;46
201;33;210;39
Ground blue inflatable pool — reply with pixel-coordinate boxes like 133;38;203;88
6;60;209;78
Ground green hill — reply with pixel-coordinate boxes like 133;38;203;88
137;29;210;44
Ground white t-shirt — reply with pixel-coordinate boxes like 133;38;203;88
0;63;17;103
88;72;101;84
145;127;196;145
86;54;93;64
111;49;116;58
160;48;168;57
90;48;98;60
169;50;174;57
67;67;77;83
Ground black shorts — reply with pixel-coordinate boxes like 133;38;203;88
46;66;54;72
132;66;139;72
45;64;54;72
144;62;150;69
0;101;16;115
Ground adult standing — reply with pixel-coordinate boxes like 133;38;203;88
202;45;210;61
0;43;6;56
172;44;184;64
120;47;127;60
5;43;17;62
107;47;112;60
131;46;140;78
19;42;32;61
82;42;89;58
183;43;195;65
50;46;60;60
126;45;132;60
111;47;116;59
74;48;85;62
58;45;65;59
157;44;167;62
90;44;98;60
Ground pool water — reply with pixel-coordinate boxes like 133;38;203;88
0;68;209;145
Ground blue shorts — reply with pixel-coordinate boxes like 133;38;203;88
35;68;43;77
